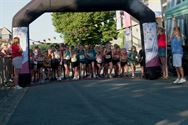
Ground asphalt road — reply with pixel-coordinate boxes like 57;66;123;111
2;78;188;125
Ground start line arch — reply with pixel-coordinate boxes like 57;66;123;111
12;0;161;86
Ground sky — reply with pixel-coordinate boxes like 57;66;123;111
0;0;62;43
0;0;162;44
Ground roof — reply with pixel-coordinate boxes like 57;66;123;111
0;27;12;35
0;27;12;42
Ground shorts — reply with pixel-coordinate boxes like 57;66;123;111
158;48;166;57
80;61;86;64
64;59;70;65
12;56;22;69
51;59;60;69
72;61;79;68
121;62;127;67
113;59;120;65
88;59;95;64
140;60;144;67
173;54;183;67
37;61;43;69
104;59;112;64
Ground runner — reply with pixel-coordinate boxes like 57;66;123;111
78;45;86;79
63;46;71;79
120;48;128;77
112;44;121;77
103;43;113;78
128;46;138;78
71;49;79;80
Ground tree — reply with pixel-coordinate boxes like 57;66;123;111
52;12;117;45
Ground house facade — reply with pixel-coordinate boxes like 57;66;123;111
0;27;12;42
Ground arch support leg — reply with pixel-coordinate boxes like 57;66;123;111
142;22;161;79
13;27;31;86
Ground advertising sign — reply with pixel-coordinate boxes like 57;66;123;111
142;23;160;67
13;27;29;74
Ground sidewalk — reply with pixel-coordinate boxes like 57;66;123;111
0;88;28;125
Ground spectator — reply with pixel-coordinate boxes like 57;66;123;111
170;26;186;84
158;27;168;79
10;37;23;89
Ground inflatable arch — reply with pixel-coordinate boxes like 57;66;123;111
13;0;160;86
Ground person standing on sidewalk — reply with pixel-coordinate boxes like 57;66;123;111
10;37;23;89
158;27;168;79
170;27;186;84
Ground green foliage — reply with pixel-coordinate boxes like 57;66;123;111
52;12;117;45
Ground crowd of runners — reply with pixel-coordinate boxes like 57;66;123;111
30;43;144;83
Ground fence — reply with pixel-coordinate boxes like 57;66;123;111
0;56;13;87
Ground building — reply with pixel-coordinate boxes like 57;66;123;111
115;0;162;50
161;0;168;17
115;11;142;50
142;0;162;16
0;27;12;42
142;0;163;26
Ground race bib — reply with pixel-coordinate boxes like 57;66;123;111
65;56;70;60
105;55;111;59
88;53;93;58
34;61;37;65
71;57;77;62
79;55;85;60
55;54;60;59
97;58;102;63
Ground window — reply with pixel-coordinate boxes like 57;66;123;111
176;0;181;4
170;0;175;7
